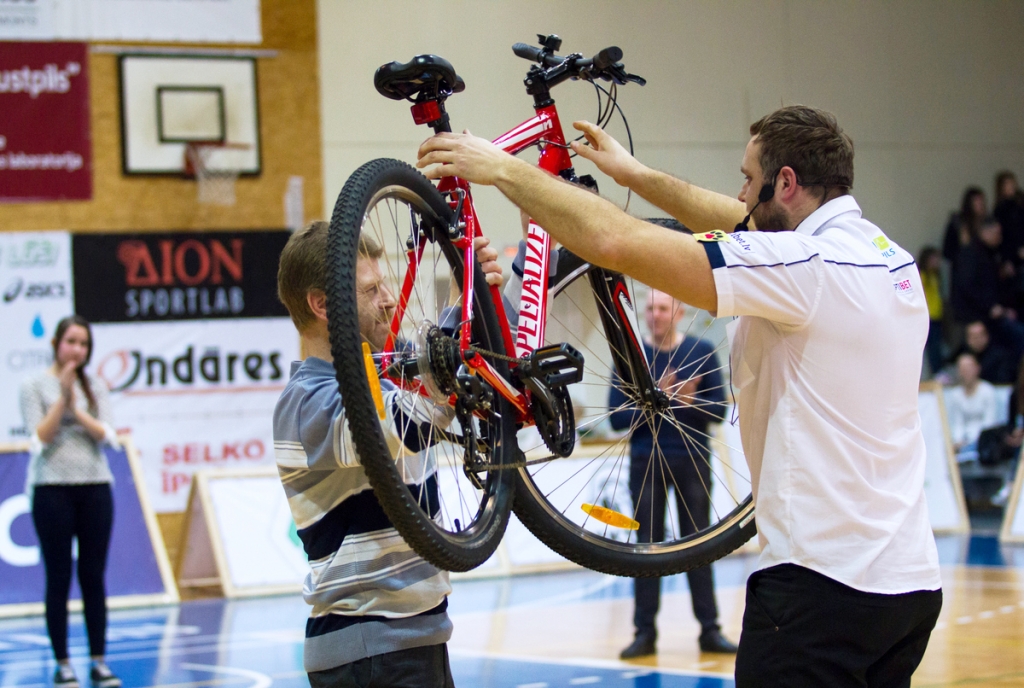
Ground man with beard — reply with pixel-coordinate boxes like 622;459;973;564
610;289;734;658
417;105;943;686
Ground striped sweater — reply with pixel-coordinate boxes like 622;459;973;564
273;357;452;673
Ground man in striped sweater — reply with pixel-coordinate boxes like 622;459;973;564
272;221;501;687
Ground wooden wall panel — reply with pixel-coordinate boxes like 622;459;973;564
0;0;322;233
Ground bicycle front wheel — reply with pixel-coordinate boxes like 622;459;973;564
326;158;516;572
512;255;756;577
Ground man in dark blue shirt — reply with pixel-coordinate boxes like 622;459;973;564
609;289;736;658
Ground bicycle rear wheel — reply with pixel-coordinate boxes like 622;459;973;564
512;253;756;577
326;158;516;572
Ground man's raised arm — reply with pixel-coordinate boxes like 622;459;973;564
570;121;749;233
416;131;717;312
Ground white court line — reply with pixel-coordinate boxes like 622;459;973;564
180;663;272;688
447;647;733;679
0;635;298;673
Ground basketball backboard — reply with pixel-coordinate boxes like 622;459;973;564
120;55;261;175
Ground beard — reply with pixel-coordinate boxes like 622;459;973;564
751;202;791;232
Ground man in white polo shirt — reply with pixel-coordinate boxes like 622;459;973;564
417;104;942;686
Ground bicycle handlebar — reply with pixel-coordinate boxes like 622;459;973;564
512;42;557;66
512;40;644;88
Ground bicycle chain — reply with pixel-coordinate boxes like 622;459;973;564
465;345;521;364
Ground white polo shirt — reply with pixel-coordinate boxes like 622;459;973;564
700;195;942;594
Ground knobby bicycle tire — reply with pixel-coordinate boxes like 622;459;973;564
326;158;516;572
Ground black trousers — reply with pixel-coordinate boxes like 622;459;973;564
735;564;942;688
308;643;455;688
31;483;114;661
629;448;718;635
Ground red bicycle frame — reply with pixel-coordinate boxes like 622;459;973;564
383;103;576;422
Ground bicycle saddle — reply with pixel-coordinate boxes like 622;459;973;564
374;54;465;101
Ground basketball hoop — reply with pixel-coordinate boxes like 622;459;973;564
183;141;250;206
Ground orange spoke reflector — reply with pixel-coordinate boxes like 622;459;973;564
363;342;386;420
581;503;640;530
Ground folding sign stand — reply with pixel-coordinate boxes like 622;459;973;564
999;458;1024;543
176;468;307;598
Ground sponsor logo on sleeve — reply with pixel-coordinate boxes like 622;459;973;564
893;278;914;293
732;233;754;252
873;235;897;258
694;230;731;243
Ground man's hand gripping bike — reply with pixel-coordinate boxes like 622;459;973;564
326;35;756;576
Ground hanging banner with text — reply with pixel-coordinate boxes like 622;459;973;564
73;229;296;512
0;231;75;442
72;230;290;323
0;42;91;202
0;0;261;43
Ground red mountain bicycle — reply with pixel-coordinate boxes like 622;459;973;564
326;35;756;575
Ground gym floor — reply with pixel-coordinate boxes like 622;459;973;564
0;535;1022;688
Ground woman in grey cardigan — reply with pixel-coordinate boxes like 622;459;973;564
19;316;120;688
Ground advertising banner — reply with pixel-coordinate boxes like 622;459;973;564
71;229;296;512
0;42;90;202
89;318;298;512
0;0;261;43
73;231;289;323
0;231;74;442
0;439;177;614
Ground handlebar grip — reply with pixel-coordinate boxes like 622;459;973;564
592;46;623;71
513;43;545;63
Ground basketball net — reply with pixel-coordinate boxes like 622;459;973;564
185;143;243;206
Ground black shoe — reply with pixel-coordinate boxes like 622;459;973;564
699;628;738;654
620;633;657;659
89;662;121;688
54;664;79;688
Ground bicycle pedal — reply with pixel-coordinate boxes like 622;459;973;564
518;343;584;388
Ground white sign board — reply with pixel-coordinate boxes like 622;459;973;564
918;388;969;533
0;0;261;43
0;231;74;443
177;469;306;596
89;318;298;512
1001;463;1024;543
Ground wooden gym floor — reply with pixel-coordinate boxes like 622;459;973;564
0;534;1022;687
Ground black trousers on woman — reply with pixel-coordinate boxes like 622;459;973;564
31;483;114;661
628;447;719;636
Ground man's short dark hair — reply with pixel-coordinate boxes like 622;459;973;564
750;105;854;199
278;221;382;332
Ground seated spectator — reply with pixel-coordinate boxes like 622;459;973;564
955;321;1017;385
918;246;945;377
944;186;987;263
946;353;1000;462
952;220;1024;357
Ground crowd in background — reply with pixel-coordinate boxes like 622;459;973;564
920;170;1024;508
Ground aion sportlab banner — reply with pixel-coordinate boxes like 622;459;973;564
0;42;91;201
72;231;290;324
0;231;75;443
